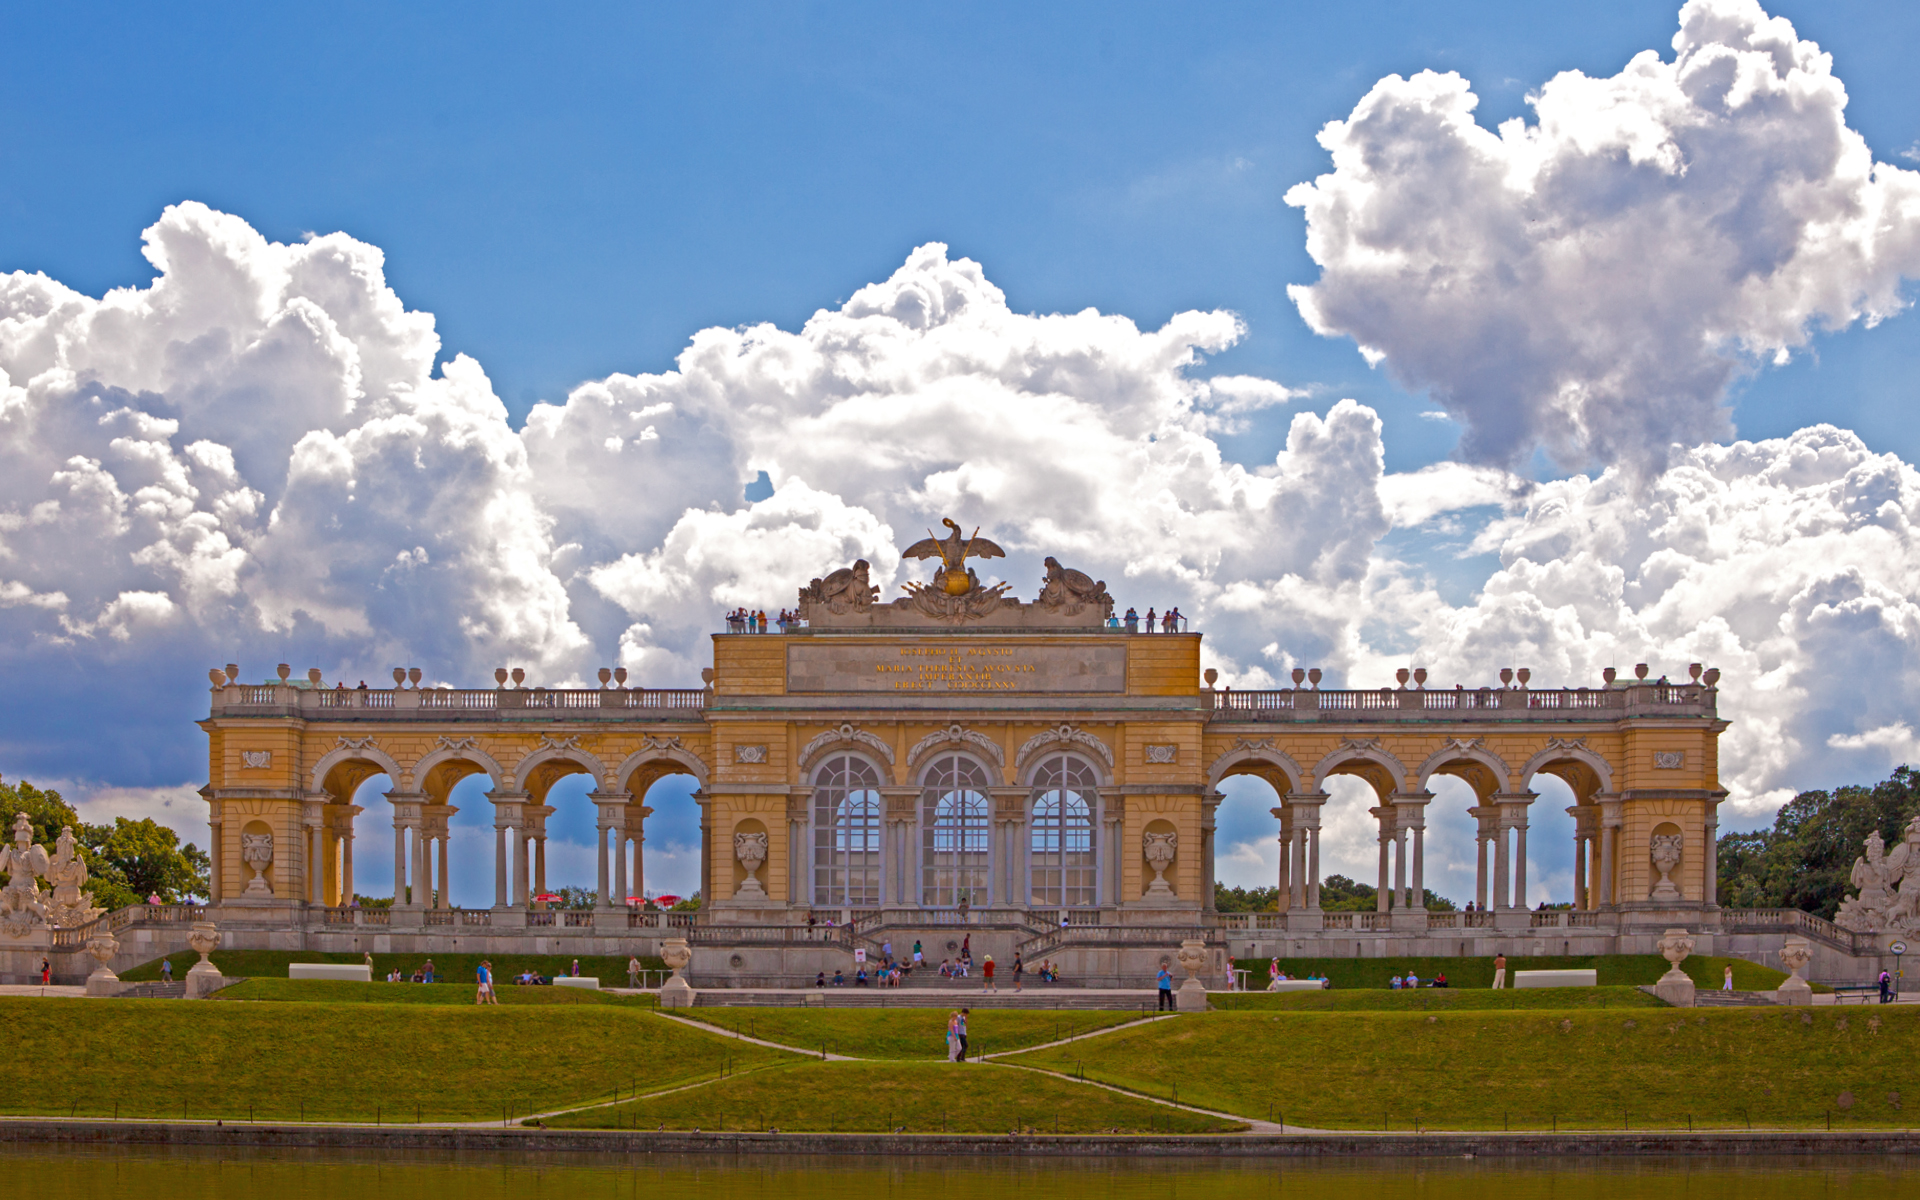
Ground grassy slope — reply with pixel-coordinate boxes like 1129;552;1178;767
678;1009;1138;1058
1227;953;1799;991
2;998;786;1122
543;1061;1244;1133
1009;1007;1920;1130
121;949;664;987
215;978;657;1007
1212;986;1662;1011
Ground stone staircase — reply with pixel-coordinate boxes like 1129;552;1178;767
1694;988;1781;1007
115;981;188;1000
692;987;1164;1011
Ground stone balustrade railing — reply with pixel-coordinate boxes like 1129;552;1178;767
1208;682;1716;723
210;682;708;719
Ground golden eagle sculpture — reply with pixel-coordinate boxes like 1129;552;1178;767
902;517;1006;597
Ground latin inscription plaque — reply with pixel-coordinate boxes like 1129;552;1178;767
787;643;1126;694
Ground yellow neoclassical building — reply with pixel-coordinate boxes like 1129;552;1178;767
181;524;1775;983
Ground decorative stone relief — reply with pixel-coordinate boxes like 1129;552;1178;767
1034;557;1113;618
44;826;101;928
1648;832;1683;901
241;750;272;769
1229;737;1278;755
1142;829;1178;899
336;736;379;752
734;745;769;764
800;723;895;766
436;736;478;753
797;559;879;615
537;734;582;753
1835;817;1920;935
1653;751;1685;769
1017;724;1114;770
0;812;50;938
733;831;769;898
908;724;1006;769
241;832;275;896
640;735;685;754
1144;744;1178;764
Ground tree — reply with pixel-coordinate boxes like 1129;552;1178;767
0;776;209;908
1213;884;1279;912
1717;765;1920;919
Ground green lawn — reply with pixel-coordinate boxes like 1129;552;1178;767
216;977;657;1007
541;1060;1244;1133
1211;985;1663;1011
677;1008;1140;1058
0;997;786;1123
1227;953;1801;991
1008;1006;1920;1130
121;949;664;987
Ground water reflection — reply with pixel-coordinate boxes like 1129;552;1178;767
2;1145;1904;1200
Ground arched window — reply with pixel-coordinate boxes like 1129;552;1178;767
812;755;881;907
920;754;991;907
1029;753;1098;907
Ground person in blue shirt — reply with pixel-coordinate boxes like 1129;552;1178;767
1157;965;1175;1010
475;960;498;1005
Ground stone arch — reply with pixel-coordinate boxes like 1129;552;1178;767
614;742;709;797
914;748;999;788
1207;741;1306;796
807;747;891;786
410;742;508;803
1311;740;1408;799
1415;739;1512;801
798;723;897;784
514;745;611;800
1520;741;1614;801
1014;724;1114;784
310;743;406;798
906;724;1007;785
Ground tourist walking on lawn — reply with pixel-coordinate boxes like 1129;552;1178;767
946;1011;961;1061
628;955;642;988
1723;965;1734;992
983;954;996;992
956;1007;970;1060
161;958;172;983
569;958;581;977
1491;952;1507;989
1157;964;1175;1010
476;960;498;1005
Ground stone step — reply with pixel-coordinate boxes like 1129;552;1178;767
1694;988;1780;1007
692;989;1164;1011
115;981;188;1000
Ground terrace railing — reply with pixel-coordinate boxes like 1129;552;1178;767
1208;682;1715;723
211;681;707;720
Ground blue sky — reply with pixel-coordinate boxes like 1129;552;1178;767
6;1;1920;906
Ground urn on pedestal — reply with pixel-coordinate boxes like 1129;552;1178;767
1777;934;1813;1005
1653;926;1696;1008
659;936;695;1009
1174;937;1210;1012
184;921;226;999
84;929;125;997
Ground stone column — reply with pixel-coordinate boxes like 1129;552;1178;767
436;831;450;909
308;815;325;906
787;789;808;909
1272;805;1292;911
1201;792;1220;914
340;820;354;906
613;822;628;910
880;787;917;910
1468;805;1490;911
1308;824;1322;909
1411;827;1425;910
1596;794;1621;909
209;817;224;904
1492;822;1510;911
1392;827;1407;909
1102;793;1126;908
1372;803;1393;912
694;790;711;912
393;822;408;908
1703;800;1721;907
595;819;611;908
1514;823;1529;910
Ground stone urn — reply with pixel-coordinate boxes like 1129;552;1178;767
1649;833;1683;902
241;832;275;897
1141;830;1177;902
733;831;768;899
1653;926;1696;1008
1777;934;1813;1005
1174;937;1210;1012
658;936;695;1009
184;921;226;999
84;929;124;997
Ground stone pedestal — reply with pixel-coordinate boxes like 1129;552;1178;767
1176;977;1208;1012
1653;967;1696;1008
1174;937;1209;1011
659;974;696;1009
185;960;226;999
659;935;695;1009
1776;934;1813;1005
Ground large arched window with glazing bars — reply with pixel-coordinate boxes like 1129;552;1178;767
811;754;881;907
920;754;991;907
1028;752;1098;907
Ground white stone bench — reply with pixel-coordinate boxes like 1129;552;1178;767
289;963;371;983
553;976;601;990
1514;969;1597;988
1267;978;1327;992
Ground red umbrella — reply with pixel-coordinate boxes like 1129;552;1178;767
532;893;562;903
625;895;645;906
653;894;682;907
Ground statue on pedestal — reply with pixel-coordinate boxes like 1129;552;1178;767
1835;817;1920;936
44;826;103;928
0;813;50;939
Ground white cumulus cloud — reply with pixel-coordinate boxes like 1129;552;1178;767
1286;0;1920;471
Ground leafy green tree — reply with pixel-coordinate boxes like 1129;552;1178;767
0;776;209;908
1717;765;1920;918
1213;884;1280;912
1222;874;1454;912
554;885;597;910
